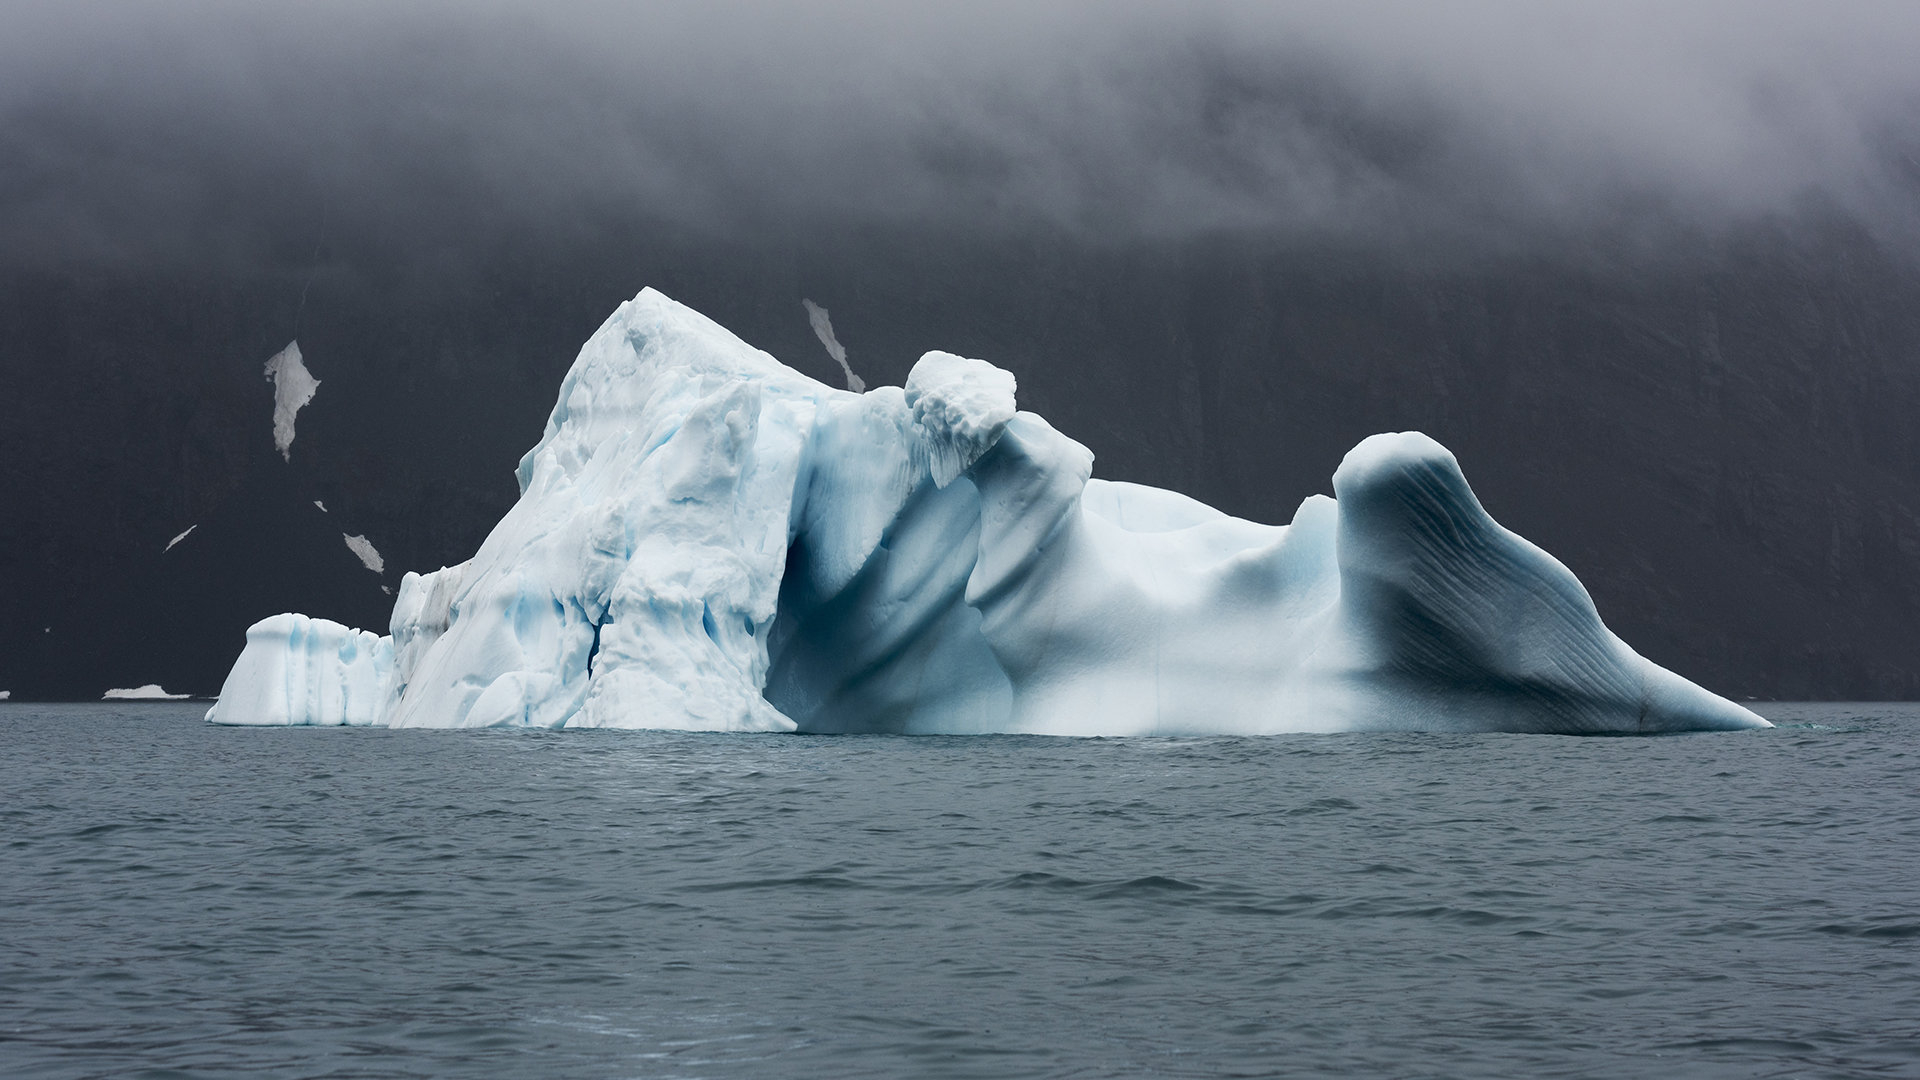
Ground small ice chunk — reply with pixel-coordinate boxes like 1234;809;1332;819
904;351;1017;487
164;524;197;552
802;299;865;392
0;691;10;700
314;501;327;513
344;534;385;574
264;340;320;462
104;684;190;700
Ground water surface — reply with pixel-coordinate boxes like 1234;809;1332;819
3;702;1917;1078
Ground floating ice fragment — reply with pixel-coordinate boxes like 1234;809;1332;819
263;340;319;462
343;534;385;574
164;524;197;552
314;501;327;512
802;299;865;392
105;684;190;700
0;691;10;701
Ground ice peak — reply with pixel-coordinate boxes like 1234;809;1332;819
904;351;1018;488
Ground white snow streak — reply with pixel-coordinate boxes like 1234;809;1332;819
802;299;865;392
264;340;320;461
164;524;197;552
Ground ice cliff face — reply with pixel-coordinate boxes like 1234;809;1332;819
206;288;1767;734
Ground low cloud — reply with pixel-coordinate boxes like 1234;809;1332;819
3;1;1917;269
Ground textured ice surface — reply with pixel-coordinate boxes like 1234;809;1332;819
263;340;318;462
205;614;392;726
209;288;1767;734
904;351;1018;488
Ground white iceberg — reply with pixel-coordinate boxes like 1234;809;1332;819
208;614;392;725
105;684;191;700
207;288;1767;734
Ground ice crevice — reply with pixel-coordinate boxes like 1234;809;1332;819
206;288;1768;734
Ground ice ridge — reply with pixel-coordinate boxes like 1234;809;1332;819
206;288;1768;735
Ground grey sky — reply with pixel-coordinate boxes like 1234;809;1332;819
4;1;1918;267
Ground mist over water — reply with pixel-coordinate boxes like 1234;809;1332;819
4;702;1918;1078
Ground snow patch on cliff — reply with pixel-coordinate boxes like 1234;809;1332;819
263;340;319;462
343;534;385;574
802;299;865;392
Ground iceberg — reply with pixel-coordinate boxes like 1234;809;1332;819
206;288;1767;734
209;614;392;725
105;684;191;700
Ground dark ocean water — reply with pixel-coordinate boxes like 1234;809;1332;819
3;702;1918;1080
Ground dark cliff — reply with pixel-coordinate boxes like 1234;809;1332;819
4;213;1918;700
